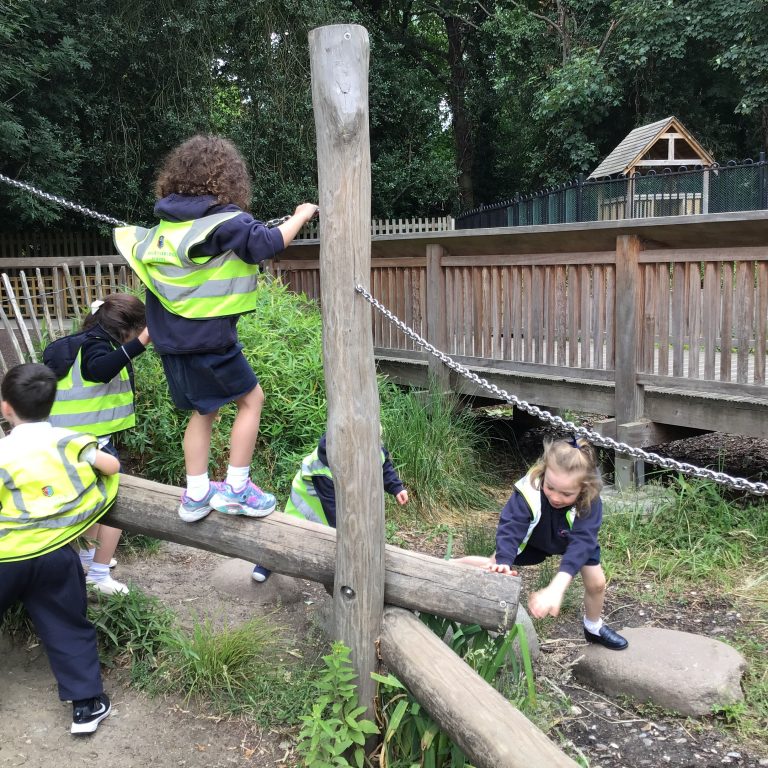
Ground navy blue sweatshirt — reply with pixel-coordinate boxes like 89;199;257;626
43;324;146;393
312;434;406;528
146;194;285;355
495;485;602;577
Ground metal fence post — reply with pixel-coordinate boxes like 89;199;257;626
760;151;767;210
576;173;584;222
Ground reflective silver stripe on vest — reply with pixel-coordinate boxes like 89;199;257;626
50;404;135;429
177;214;238;257
288;486;325;524
0;433;108;536
55;356;132;400
153;271;259;302
133;213;237;264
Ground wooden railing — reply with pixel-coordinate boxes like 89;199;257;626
1;214;766;459
275;218;768;396
273;212;768;487
0;217;455;252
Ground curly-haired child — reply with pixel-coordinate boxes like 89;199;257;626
114;135;317;522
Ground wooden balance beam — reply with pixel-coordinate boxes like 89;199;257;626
107;474;520;631
108;474;578;768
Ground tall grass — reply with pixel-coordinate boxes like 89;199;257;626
124;278;497;517
600;475;768;588
380;382;497;520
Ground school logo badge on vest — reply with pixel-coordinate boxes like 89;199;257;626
42;485;54;497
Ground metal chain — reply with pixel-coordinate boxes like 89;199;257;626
355;284;768;497
0;173;289;229
4;172;765;495
0;172;128;227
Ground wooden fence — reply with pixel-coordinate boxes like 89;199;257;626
1;213;766;460
274;212;768;484
0;216;454;254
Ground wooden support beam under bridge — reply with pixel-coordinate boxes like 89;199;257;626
107;475;584;768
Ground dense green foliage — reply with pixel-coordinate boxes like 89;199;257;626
0;0;765;226
120;278;496;516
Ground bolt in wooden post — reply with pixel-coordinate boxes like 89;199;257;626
309;24;383;719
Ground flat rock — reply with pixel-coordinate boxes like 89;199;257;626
573;627;746;717
210;557;304;605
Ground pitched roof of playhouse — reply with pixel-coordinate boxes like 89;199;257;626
589;116;714;179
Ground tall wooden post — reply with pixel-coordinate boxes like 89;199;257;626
614;234;645;487
309;24;383;718
426;244;449;391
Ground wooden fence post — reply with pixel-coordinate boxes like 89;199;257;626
309;24;383;719
614;234;645;487
426;243;449;391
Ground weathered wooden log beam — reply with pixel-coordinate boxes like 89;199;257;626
106;475;520;631
310;23;381;717
379;606;579;768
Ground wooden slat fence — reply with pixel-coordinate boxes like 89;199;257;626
0;231;115;259
0;257;136;367
0;226;766;405
274;240;768;399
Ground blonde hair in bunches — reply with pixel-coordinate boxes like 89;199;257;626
529;437;602;516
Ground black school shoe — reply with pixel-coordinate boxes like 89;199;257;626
71;693;111;734
584;625;628;650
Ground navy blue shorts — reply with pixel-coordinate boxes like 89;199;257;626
161;344;259;415
513;544;601;568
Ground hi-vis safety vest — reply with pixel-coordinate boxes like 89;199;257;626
0;429;119;562
514;471;577;554
113;213;262;319
48;348;134;437
284;447;387;527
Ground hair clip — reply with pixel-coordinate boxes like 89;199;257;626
568;435;579;448
90;299;105;315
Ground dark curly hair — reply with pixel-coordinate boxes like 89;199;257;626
154;135;252;211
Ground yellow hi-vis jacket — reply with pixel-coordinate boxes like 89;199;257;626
514;471;576;554
114;213;264;319
0;429;119;562
284;447;387;526
48;348;134;437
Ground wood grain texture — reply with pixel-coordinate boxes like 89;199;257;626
379;607;579;768
105;475;520;630
310;23;382;717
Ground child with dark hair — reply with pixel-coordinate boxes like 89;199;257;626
0;363;119;734
456;437;628;650
115;134;318;523
43;292;149;595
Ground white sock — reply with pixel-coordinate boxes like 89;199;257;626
87;562;110;582
186;473;210;501
226;465;250;492
583;616;604;634
79;547;96;568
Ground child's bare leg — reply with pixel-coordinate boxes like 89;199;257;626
229;384;264;467
581;564;607;622
92;525;121;566
183;410;218;474
85;523;128;594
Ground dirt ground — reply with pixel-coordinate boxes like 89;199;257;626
2;432;767;768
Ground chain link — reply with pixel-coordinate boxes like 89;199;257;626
0;172;128;227
0;173;289;230
355;284;768;497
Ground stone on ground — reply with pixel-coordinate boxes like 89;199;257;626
573;627;746;717
210;557;304;604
